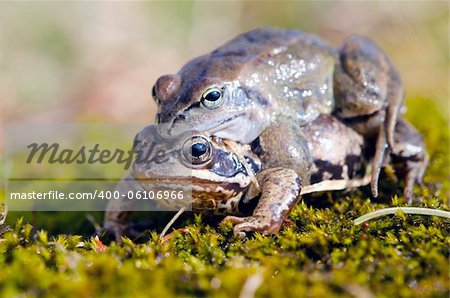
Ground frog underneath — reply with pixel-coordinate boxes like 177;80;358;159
104;115;374;238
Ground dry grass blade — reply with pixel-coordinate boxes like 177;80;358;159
159;207;185;241
354;207;450;225
239;272;264;298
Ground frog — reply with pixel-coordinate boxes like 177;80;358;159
152;27;428;202
102;125;262;239
103;114;374;238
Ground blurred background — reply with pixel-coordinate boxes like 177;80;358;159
0;1;448;127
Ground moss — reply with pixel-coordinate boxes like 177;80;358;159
0;97;449;297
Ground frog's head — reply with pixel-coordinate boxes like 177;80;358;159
131;126;261;214
153;54;270;144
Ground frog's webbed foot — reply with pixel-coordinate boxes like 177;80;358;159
334;36;405;196
221;215;279;238
402;157;429;204
390;119;428;204
222;168;301;237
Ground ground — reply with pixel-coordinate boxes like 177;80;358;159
0;97;449;297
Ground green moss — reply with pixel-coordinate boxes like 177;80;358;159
0;97;449;297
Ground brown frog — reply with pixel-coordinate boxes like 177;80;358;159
152;27;428;201
104;115;376;238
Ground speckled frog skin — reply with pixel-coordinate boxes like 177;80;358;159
155;28;336;143
153;28;428;201
104;115;374;238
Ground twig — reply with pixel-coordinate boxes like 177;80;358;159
162;227;191;243
239;272;264;298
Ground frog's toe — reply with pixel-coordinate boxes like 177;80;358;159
416;154;429;187
403;176;415;204
221;215;245;225
223;215;281;237
221;216;247;238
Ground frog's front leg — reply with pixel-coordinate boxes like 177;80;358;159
333;36;404;196
101;175;142;240
222;168;301;237
222;119;310;237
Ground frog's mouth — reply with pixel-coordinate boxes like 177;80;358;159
134;170;252;187
166;113;244;138
197;113;246;136
133;176;250;196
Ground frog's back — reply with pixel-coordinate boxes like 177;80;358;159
211;28;334;62
180;28;337;125
180;28;335;80
231;28;337;125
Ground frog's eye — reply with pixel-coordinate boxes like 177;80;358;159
201;88;223;109
182;136;212;165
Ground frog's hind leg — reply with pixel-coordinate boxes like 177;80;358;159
390;119;428;203
333;36;405;196
371;122;388;197
384;73;404;148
